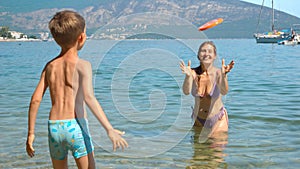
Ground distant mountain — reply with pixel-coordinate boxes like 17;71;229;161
0;0;299;38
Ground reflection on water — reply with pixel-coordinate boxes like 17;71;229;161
187;127;228;168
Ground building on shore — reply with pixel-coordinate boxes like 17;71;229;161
9;31;27;39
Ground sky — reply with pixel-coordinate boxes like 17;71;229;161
241;0;300;18
0;1;299;18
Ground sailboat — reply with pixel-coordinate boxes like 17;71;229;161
253;0;289;43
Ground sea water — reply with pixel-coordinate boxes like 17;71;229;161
0;39;299;168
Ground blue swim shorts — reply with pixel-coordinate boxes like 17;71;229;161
48;118;94;160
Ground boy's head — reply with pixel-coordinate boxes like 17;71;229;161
49;10;85;48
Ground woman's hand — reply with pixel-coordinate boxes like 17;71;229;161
107;129;128;151
222;59;235;75
180;60;192;76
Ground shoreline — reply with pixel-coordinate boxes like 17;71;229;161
0;38;43;42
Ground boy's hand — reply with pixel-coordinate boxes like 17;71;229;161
26;134;35;157
107;129;128;151
180;60;192;76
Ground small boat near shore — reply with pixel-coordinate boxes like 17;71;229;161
278;39;298;45
278;33;299;45
40;32;49;42
277;25;300;45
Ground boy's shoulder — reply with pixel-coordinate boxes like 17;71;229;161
43;56;61;71
77;58;91;67
76;58;92;74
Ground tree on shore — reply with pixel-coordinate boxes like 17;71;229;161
0;26;12;39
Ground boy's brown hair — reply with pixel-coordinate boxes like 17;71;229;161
49;10;85;48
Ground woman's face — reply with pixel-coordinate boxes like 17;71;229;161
198;44;216;65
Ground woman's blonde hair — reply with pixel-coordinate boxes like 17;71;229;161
49;10;85;48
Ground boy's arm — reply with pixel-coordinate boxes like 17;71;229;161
26;70;48;157
81;62;114;131
81;62;128;151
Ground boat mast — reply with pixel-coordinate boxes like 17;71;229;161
271;0;274;31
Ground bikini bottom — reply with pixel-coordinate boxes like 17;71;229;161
193;107;225;128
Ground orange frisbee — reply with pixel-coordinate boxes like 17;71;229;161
198;18;224;31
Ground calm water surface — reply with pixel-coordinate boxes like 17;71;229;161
0;39;299;168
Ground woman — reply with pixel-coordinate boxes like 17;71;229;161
180;41;234;141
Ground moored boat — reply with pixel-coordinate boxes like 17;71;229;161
254;31;287;43
253;0;290;43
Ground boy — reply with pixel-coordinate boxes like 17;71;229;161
26;10;128;168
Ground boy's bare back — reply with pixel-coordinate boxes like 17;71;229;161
45;56;90;120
